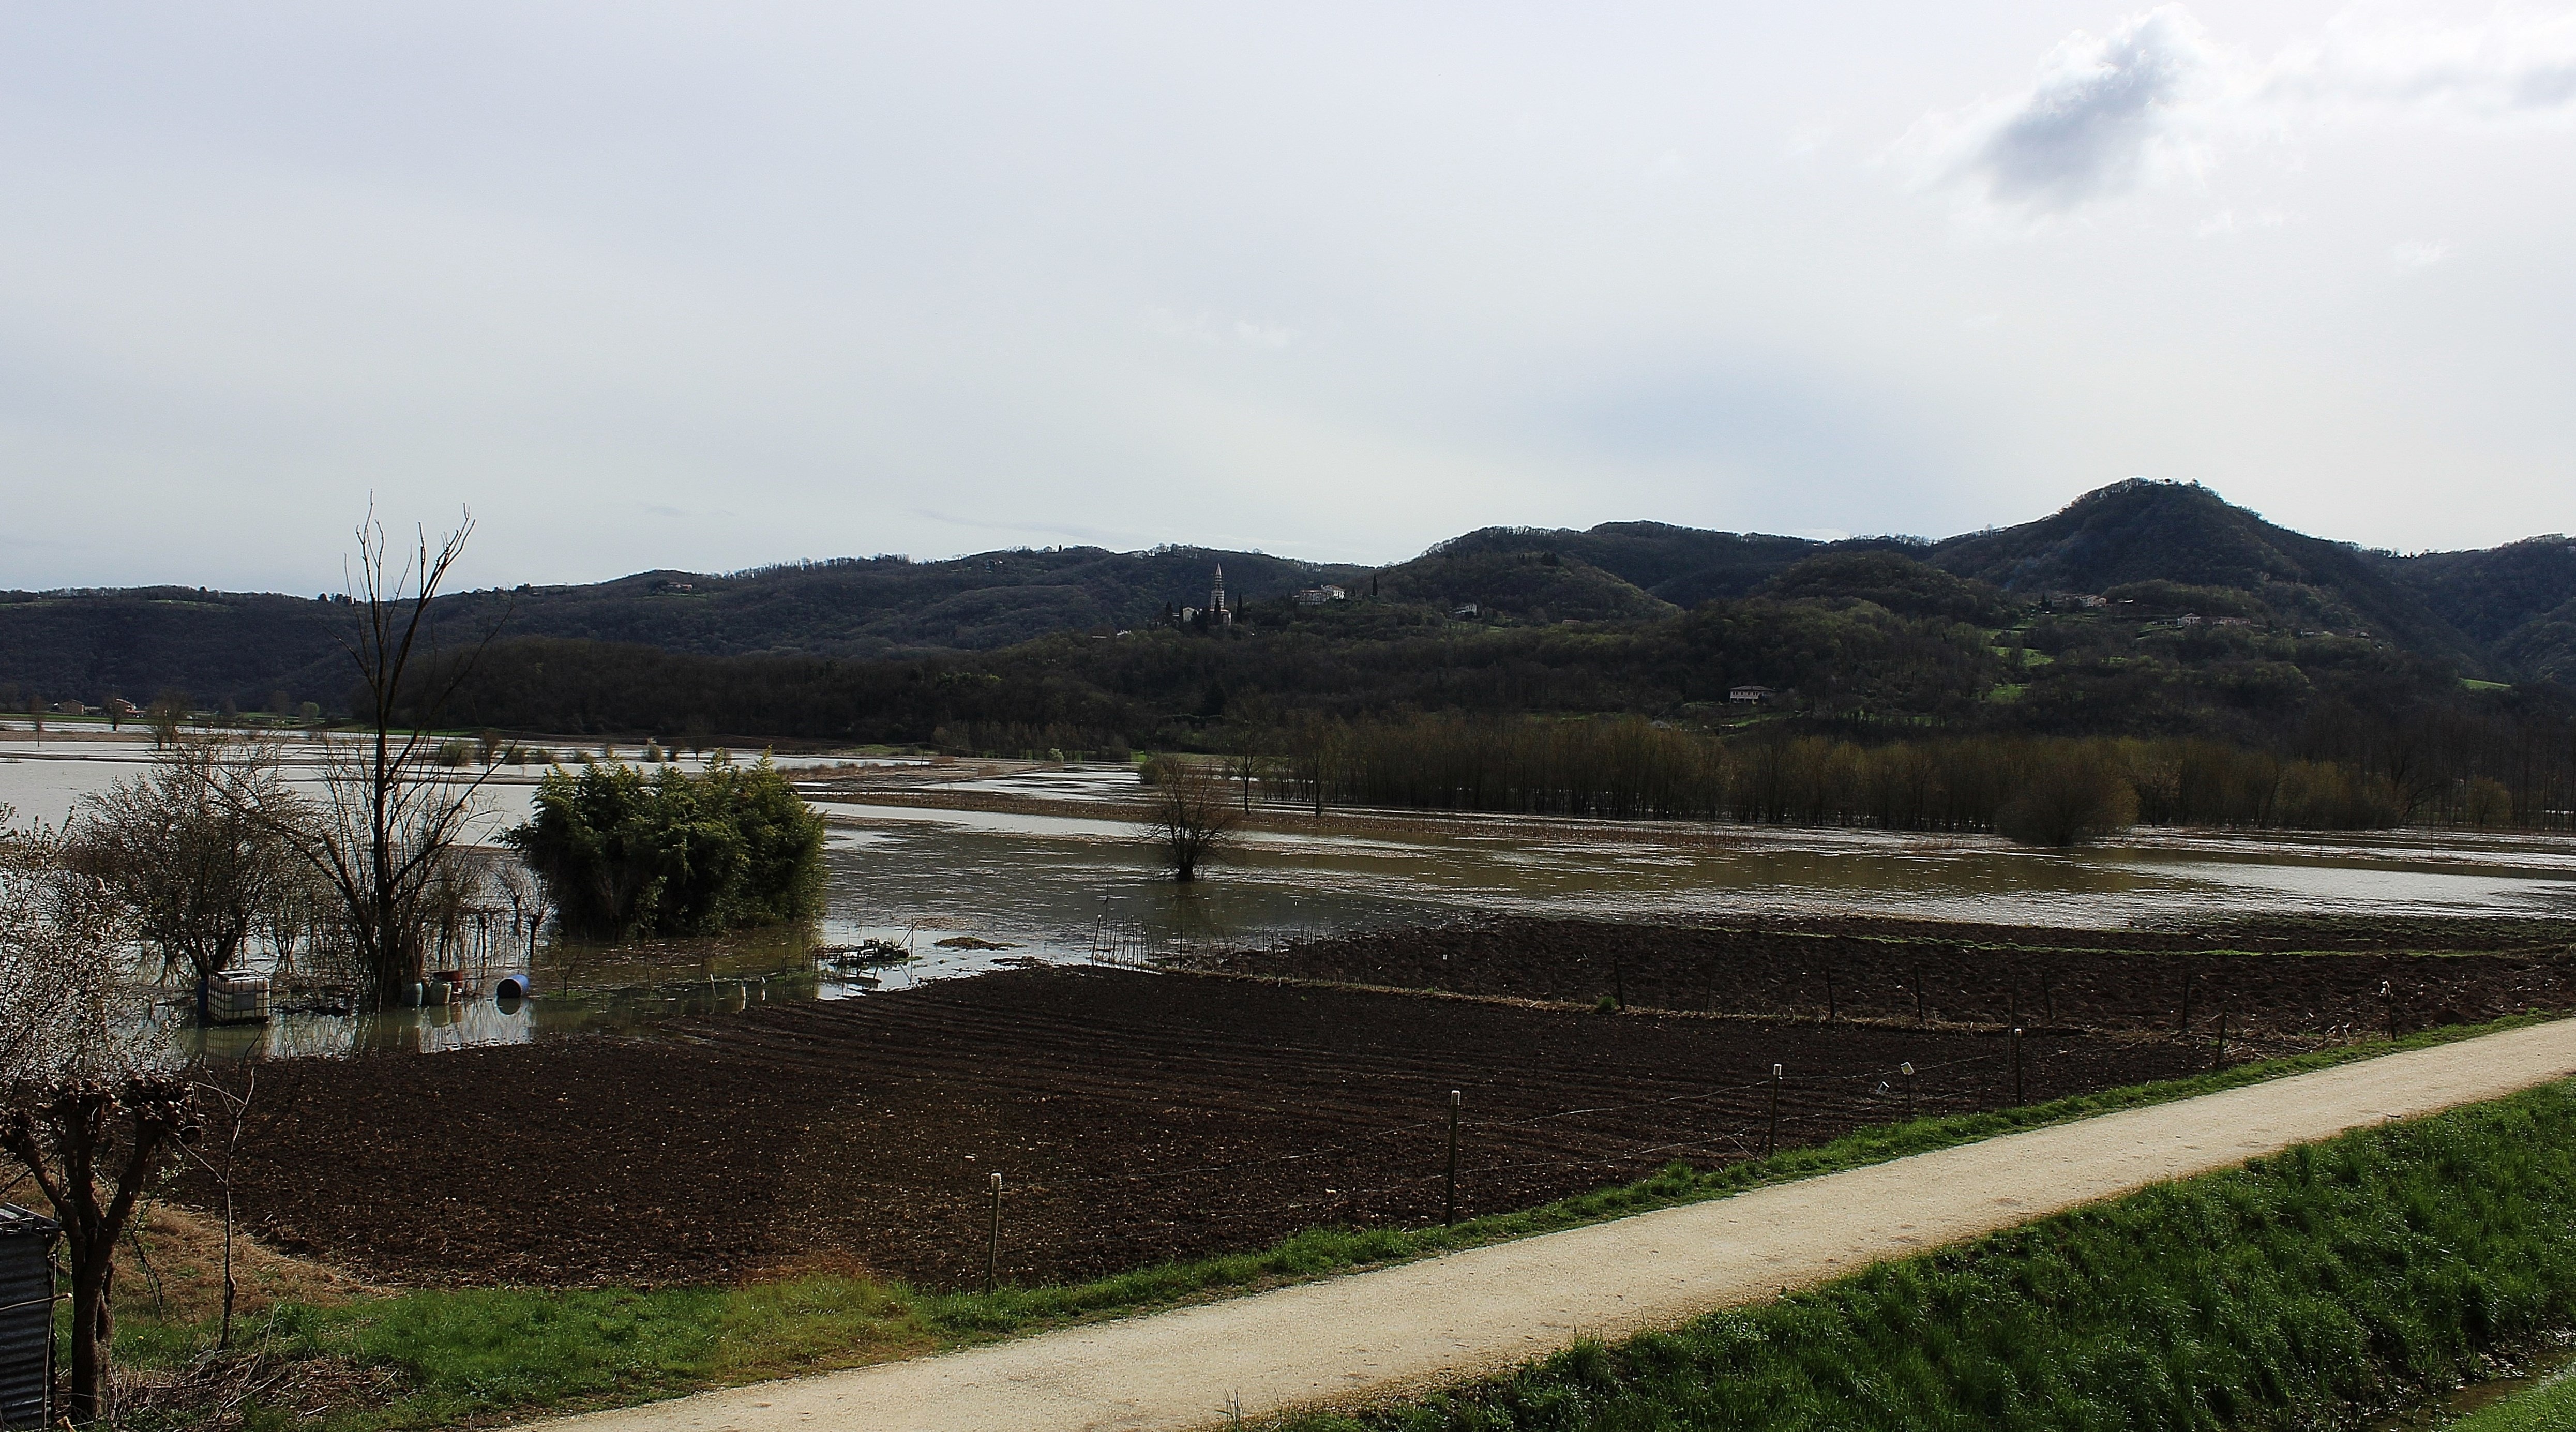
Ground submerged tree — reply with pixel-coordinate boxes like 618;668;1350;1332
67;741;306;993
505;755;825;942
145;690;189;750
1142;757;1239;882
274;508;508;1008
0;808;194;1422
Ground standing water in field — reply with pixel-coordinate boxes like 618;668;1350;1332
16;748;2576;1056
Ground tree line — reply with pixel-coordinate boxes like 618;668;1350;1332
1254;715;2572;835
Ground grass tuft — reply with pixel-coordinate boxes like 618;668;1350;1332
2444;1366;2576;1431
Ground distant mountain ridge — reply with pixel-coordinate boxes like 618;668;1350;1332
3;480;2571;707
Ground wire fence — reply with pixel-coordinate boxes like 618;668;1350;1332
967;1045;2021;1282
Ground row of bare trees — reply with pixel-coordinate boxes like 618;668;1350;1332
1224;714;2556;839
61;738;548;1002
0;508;509;1421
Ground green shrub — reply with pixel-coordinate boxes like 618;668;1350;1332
504;756;825;941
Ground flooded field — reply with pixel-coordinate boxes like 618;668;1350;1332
814;776;2576;957
10;740;2576;1056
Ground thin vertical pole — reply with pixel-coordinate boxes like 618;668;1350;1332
1824;970;1835;1024
2213;1012;2229;1071
2179;973;2195;1039
1912;969;1925;1026
1902;1061;1916;1115
2011;1027;2025;1105
985;1173;1003;1292
1444;1090;1462;1227
1766;1064;1782;1155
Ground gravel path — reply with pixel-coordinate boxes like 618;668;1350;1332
532;1018;2576;1432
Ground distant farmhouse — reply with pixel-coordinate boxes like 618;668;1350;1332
1293;584;1347;605
1728;685;1776;704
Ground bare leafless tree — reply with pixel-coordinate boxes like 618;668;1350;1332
145;690;189;750
257;856;335;989
1219;700;1277;815
493;858;552;966
0;812;193;1422
1142;758;1240;882
1288;713;1347;817
178;1069;254;1350
67;741;307;992
269;506;509;1008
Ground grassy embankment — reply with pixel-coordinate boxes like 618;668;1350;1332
1278;1077;2576;1432
111;1015;2562;1430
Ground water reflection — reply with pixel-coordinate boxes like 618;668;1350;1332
821;797;2576;943
32;752;2576;1060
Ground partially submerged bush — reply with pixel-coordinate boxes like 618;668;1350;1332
504;756;825;941
1142;757;1238;882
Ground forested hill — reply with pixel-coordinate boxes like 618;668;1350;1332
1924;480;2489;669
0;545;1369;711
3;479;2573;712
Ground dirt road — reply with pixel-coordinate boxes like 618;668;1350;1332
531;1018;2576;1432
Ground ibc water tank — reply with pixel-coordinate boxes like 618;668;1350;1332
0;1204;58;1428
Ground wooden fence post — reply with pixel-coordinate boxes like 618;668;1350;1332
985;1173;1003;1292
1444;1091;1462;1227
1766;1064;1782;1155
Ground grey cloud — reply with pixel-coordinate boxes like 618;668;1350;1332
1908;6;2219;217
1916;5;2576;220
1972;9;2212;210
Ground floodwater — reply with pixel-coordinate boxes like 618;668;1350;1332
11;744;2576;1056
812;783;2576;949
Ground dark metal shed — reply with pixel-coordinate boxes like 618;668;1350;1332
0;1204;57;1429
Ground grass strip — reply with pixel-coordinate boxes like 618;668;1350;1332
1283;1079;2576;1431
119;1013;2557;1430
2443;1366;2576;1431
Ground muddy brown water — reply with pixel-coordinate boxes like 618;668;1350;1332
16;750;2575;1055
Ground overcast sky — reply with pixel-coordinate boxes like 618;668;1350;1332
4;3;2573;592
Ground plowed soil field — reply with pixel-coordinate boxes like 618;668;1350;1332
216;967;2208;1291
1180;916;2576;1044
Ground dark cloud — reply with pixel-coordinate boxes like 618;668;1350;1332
1975;8;2209;209
1916;6;2217;217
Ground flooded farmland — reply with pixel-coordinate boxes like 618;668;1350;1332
9;736;2576;1056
